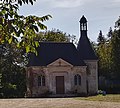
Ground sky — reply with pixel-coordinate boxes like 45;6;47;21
19;0;120;42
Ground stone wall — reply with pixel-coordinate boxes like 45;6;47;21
26;58;98;97
84;60;98;95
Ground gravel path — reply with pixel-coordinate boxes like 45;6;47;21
0;98;120;108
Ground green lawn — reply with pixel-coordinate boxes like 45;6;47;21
75;94;120;102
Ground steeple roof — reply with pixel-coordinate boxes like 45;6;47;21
77;33;98;60
80;15;87;23
77;16;98;60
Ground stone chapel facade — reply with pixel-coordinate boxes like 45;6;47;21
26;16;98;97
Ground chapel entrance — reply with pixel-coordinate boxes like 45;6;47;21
56;76;65;94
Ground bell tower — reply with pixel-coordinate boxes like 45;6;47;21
77;16;98;95
80;15;87;37
77;15;88;52
77;15;98;60
80;15;87;31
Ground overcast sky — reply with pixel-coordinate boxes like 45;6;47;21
19;0;120;42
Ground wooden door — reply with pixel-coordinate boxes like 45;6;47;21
56;76;65;94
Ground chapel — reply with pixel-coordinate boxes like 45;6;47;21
26;16;98;97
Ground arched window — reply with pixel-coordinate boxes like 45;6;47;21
38;75;45;86
42;76;45;86
74;75;77;85
81;23;84;30
84;23;87;30
38;76;41;86
78;75;81;85
74;74;81;86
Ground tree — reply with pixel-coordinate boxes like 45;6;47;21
97;30;112;78
0;0;47;97
107;27;113;38
111;30;120;80
109;17;120;80
0;0;52;54
97;30;105;44
35;29;77;43
96;18;120;92
115;16;120;29
0;43;27;97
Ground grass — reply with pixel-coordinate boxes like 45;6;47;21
75;94;120;102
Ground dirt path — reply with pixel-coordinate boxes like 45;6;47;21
0;98;120;108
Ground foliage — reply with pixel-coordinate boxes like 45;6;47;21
115;16;120;29
107;27;113;38
96;17;120;92
97;31;111;78
0;0;51;97
97;30;105;44
0;43;26;98
111;30;120;80
35;29;77;43
0;0;52;54
0;0;36;5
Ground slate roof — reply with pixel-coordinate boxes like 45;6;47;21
28;42;86;66
77;31;98;60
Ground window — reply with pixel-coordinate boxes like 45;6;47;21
81;23;84;30
38;76;41;86
38;75;45;86
74;75;77;85
74;74;81;86
42;76;45;86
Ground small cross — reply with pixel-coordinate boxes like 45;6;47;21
59;60;61;66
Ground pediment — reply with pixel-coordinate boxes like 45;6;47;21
47;58;73;67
